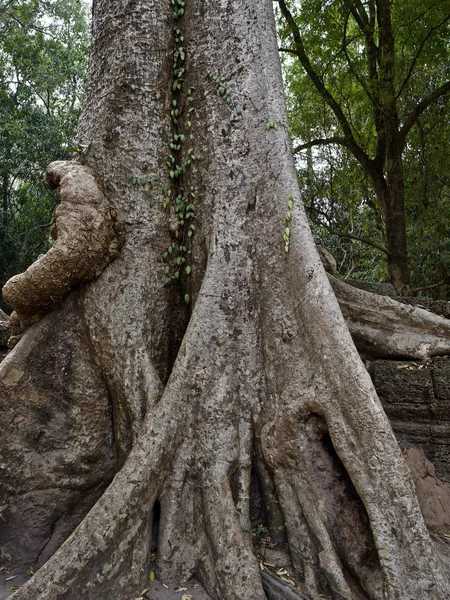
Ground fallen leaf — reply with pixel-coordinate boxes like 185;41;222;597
162;583;169;589
175;587;188;592
5;576;17;581
8;587;20;591
149;570;155;582
181;595;192;600
259;562;264;570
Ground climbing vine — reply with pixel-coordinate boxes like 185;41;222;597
161;0;198;304
129;0;198;305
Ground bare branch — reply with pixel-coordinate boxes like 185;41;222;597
279;47;298;55
309;207;389;255
277;0;372;173
411;281;446;294
293;136;347;154
327;229;389;255
400;80;450;145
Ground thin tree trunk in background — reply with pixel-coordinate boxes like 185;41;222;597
2;173;8;226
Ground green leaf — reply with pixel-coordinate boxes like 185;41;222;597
185;265;191;275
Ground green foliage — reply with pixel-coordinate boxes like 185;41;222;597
278;0;450;295
0;0;90;309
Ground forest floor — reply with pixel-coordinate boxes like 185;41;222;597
0;567;212;600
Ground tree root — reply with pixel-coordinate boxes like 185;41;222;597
2;161;125;327
7;254;450;600
330;275;450;359
9;265;266;600
261;570;309;600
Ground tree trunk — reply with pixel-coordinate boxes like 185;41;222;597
1;1;449;599
376;177;409;295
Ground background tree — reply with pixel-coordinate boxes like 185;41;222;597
0;0;90;307
278;0;450;293
1;1;450;599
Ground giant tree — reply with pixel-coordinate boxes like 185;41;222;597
1;1;450;599
278;0;450;293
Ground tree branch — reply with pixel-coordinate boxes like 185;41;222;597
327;229;389;255
308;207;389;255
293;136;347;154
396;14;450;100
400;80;450;145
341;7;377;107
279;47;298;55
277;0;372;173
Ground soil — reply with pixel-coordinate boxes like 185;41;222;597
0;567;211;600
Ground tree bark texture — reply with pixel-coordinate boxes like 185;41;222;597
1;1;449;599
330;275;450;360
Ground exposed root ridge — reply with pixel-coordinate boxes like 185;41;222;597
9;387;186;600
202;468;265;600
330;274;450;359
2;161;125;327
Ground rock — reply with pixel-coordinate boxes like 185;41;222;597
404;446;450;531
0;321;10;348
372;357;450;483
7;310;25;349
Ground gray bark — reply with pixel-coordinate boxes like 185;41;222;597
0;1;449;599
331;275;450;359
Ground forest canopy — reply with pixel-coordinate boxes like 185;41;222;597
0;0;90;308
278;0;450;295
